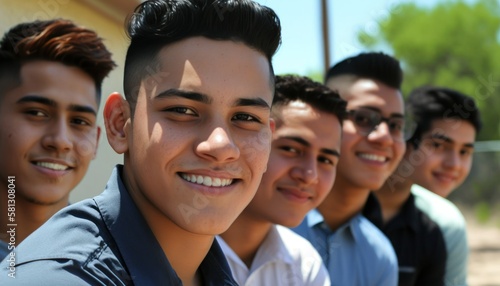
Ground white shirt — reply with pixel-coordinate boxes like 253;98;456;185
217;225;330;286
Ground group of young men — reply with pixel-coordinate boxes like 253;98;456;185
0;0;481;285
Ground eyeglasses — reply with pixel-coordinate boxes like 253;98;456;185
346;108;415;142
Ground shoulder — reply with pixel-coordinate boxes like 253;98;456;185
0;198;128;284
276;225;321;256
354;216;398;263
411;185;466;229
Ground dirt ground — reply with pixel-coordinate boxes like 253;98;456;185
465;213;500;286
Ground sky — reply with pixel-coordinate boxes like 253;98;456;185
253;0;475;76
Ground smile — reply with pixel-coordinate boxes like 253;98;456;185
34;161;70;171
180;173;233;187
357;153;387;162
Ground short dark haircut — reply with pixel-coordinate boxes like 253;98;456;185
124;0;282;109
0;19;116;104
273;75;346;123
406;86;482;149
324;52;403;90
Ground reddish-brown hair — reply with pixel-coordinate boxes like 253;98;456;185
0;19;116;103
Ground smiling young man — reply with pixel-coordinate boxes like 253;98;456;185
218;75;346;285
293;52;407;286
370;86;482;286
0;19;115;261
0;0;282;285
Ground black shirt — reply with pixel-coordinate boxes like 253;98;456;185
364;193;447;286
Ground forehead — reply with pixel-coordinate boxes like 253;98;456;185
3;60;98;108
274;101;341;144
426;119;477;144
142;37;273;104
344;78;404;115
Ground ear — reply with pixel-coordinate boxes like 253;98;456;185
104;92;130;154
269;118;276;134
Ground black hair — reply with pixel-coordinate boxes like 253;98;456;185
124;0;282;108
273;75;346;123
0;19;116;104
406;86;482;149
324;52;403;89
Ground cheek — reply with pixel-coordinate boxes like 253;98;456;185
75;131;99;159
240;130;272;170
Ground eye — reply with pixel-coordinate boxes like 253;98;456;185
318;156;335;166
166;107;196;115
388;119;404;133
279;146;300;154
460;148;472;156
233;113;260;123
353;113;373;127
71;118;92;126
24;109;47;117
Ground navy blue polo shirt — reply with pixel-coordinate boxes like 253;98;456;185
364;193;447;286
0;165;238;285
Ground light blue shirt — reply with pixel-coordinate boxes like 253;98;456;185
412;184;468;286
292;209;398;286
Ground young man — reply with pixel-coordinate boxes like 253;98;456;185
0;19;115;260
0;0;281;285
218;75;346;285
293;52;407;286
370;86;482;286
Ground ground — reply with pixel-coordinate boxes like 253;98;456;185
465;208;500;286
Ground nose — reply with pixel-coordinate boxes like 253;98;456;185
196;127;240;162
290;157;318;185
443;150;460;170
41;118;73;152
367;121;393;145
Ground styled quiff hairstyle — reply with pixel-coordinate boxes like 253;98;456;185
0;19;116;104
325;52;403;90
124;0;282;110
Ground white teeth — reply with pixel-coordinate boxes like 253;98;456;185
181;173;233;187
358;153;386;162
36;162;68;171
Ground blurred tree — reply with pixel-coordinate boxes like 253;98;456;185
357;0;500;141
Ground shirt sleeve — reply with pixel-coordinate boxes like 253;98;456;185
443;224;468;286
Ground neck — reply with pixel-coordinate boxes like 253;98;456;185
317;177;370;231
374;177;413;224
0;189;68;245
220;212;273;268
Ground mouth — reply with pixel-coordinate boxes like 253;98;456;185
433;172;456;183
357;152;388;163
278;187;312;203
179;173;234;187
32;161;71;171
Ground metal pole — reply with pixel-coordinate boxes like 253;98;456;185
321;0;331;75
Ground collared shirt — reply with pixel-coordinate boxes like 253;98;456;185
411;185;469;286
0;165;238;286
364;193;447;286
292;197;398;286
217;225;330;286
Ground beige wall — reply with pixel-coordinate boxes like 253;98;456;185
0;0;137;202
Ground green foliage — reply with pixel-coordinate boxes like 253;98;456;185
474;201;491;224
357;0;500;141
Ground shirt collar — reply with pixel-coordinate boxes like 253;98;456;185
306;209;361;242
95;165;237;286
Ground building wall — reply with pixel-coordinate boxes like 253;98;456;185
0;0;137;202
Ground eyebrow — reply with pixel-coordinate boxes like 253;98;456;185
16;95;97;116
155;89;270;109
359;106;404;118
282;136;341;157
430;133;475;148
